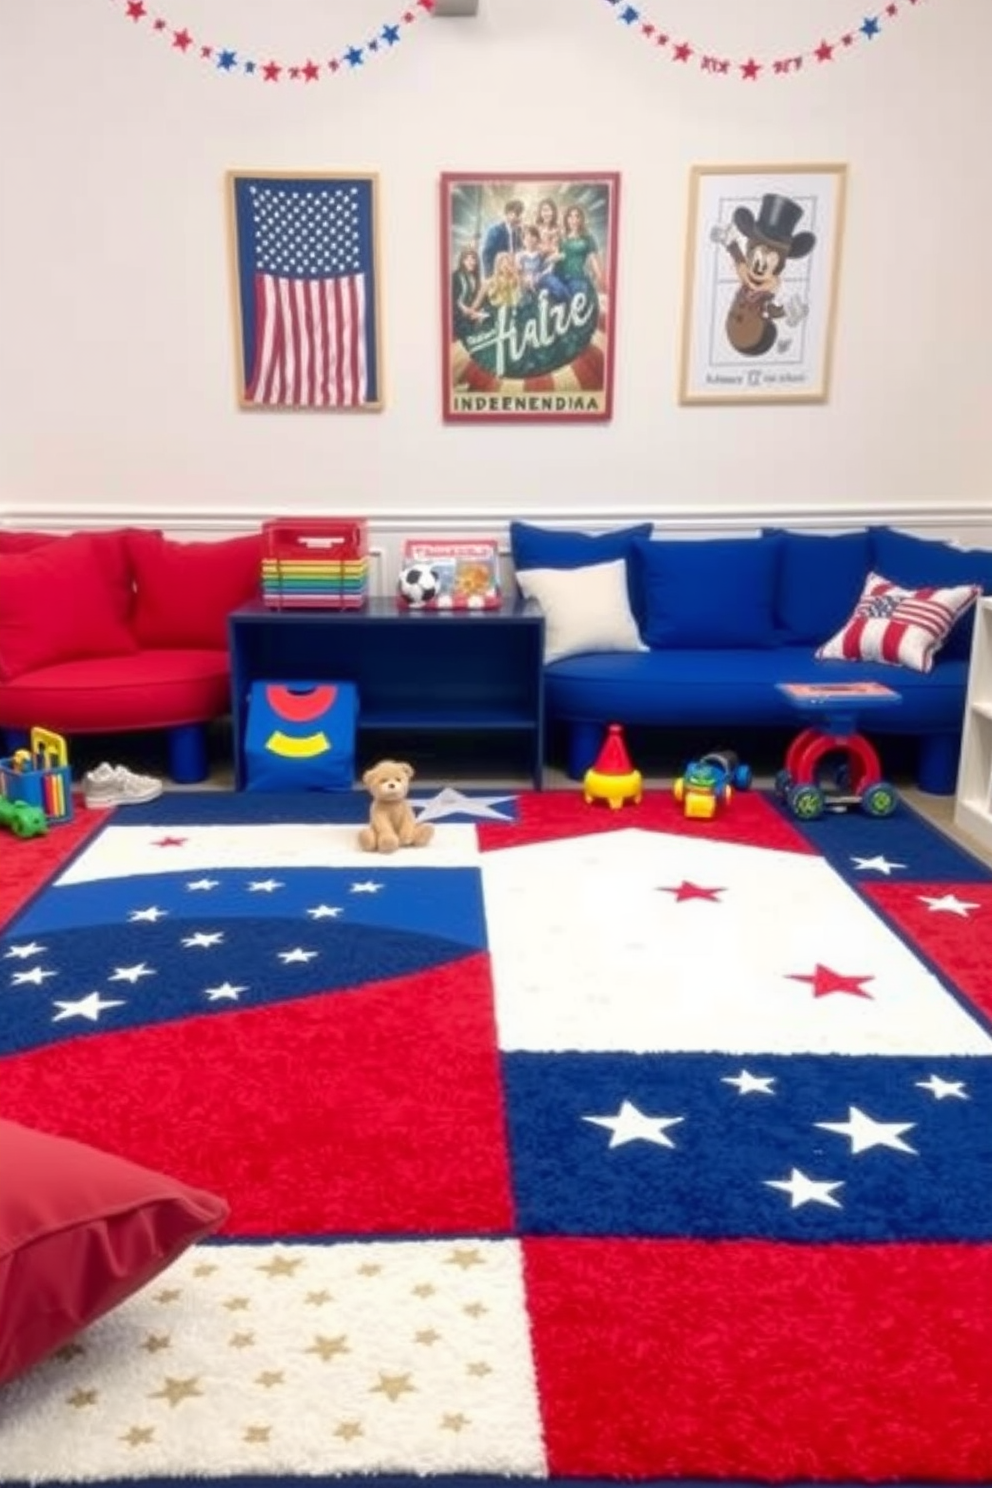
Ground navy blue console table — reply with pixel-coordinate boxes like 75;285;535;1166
228;597;546;789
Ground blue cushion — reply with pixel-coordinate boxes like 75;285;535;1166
632;536;784;649
870;528;992;661
763;528;871;644
509;521;653;572
509;521;653;628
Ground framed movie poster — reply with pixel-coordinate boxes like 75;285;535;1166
679;163;847;406
228;170;383;411
440;172;620;423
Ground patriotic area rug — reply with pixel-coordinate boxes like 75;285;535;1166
1;785;991;1487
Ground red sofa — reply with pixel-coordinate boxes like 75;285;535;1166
0;527;262;783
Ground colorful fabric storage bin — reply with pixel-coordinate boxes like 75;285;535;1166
261;519;369;610
244;681;358;792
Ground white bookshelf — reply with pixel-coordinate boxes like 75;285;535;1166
954;597;992;855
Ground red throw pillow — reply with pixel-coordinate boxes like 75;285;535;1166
0;532;139;682
0;1119;228;1386
127;530;262;649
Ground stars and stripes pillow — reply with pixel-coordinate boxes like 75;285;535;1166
816;570;980;673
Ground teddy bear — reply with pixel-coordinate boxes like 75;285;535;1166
357;759;434;854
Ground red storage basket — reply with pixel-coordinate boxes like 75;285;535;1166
261;518;369;610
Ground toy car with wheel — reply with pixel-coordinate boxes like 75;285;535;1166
673;759;735;820
698;749;752;792
0;796;48;839
775;729;898;821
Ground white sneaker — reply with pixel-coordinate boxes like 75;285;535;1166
83;762;164;809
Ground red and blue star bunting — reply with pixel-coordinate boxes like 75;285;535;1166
601;0;928;79
109;0;928;84
110;0;434;82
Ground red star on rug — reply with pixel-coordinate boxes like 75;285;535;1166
787;964;875;999
672;41;692;62
740;57;761;79
172;28;192;50
151;835;187;849
815;39;835;61
658;882;725;903
262;60;281;80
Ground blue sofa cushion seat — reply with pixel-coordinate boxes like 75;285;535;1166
545;648;969;796
545;648;969;733
632;535;784;648
763;528;872;644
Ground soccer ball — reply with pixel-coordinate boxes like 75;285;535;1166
397;563;440;608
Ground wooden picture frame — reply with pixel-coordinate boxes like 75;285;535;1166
679;163;847;406
227;170;383;411
440;171;620;423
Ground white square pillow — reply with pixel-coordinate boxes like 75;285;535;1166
516;559;648;665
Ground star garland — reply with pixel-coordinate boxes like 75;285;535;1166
109;0;435;81
601;0;928;78
109;0;929;83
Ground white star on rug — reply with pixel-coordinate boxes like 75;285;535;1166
204;981;247;1002
918;893;981;917
816;1105;917;1154
851;854;906;876
915;1074;969;1100
248;878;285;893
582;1099;684;1149
765;1167;844;1209
109;963;155;984
279;947;319;964
350;881;384;894
722;1069;776;1096
11;965;56;987
182;931;224;948
413;787;516;823
130;906;167;922
53;991;125;1024
307;904;343;919
3;941;46;960
186;878;220;891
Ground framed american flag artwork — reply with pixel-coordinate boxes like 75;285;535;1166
227;170;383;411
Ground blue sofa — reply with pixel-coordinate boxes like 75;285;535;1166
510;522;992;796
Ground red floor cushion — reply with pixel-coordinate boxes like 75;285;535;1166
0;1119;227;1387
0;650;231;733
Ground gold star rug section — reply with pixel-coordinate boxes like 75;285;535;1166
0;1239;545;1479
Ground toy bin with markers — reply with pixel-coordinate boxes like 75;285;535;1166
0;727;74;823
261;518;369;610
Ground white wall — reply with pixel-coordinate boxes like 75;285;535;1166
0;0;989;531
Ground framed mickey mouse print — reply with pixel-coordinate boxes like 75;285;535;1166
679;163;847;406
